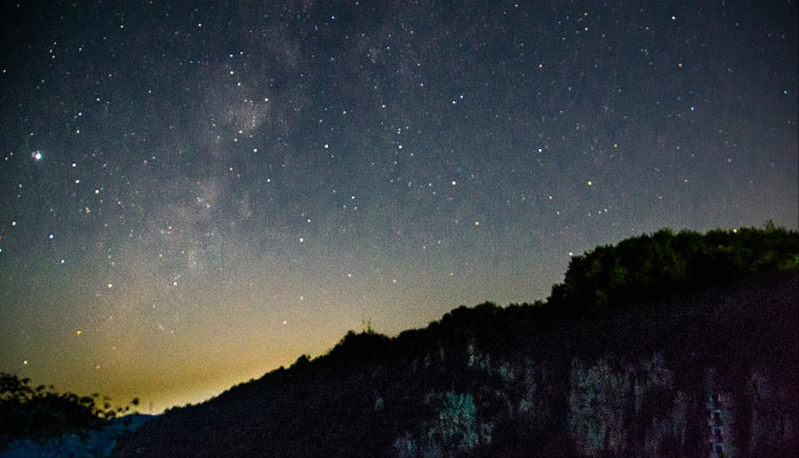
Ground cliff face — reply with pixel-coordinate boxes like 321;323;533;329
386;275;798;458
391;355;796;458
560;359;791;458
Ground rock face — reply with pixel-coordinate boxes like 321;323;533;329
385;356;796;458
562;360;795;458
114;272;798;458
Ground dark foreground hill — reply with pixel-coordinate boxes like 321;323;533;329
114;227;799;458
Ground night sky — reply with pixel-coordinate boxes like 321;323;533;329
1;1;797;412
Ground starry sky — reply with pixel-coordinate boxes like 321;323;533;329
1;0;797;412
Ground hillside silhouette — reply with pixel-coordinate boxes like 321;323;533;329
109;226;799;456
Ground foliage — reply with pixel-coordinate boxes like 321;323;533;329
326;328;392;367
549;223;798;313
0;373;137;447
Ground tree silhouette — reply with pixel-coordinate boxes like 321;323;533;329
0;373;138;447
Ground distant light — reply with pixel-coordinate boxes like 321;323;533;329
32;151;42;161
76;329;82;336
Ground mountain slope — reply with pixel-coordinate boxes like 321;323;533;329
114;228;799;458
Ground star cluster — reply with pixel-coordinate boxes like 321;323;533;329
1;1;797;411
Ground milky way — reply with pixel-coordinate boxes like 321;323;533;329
1;1;797;411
